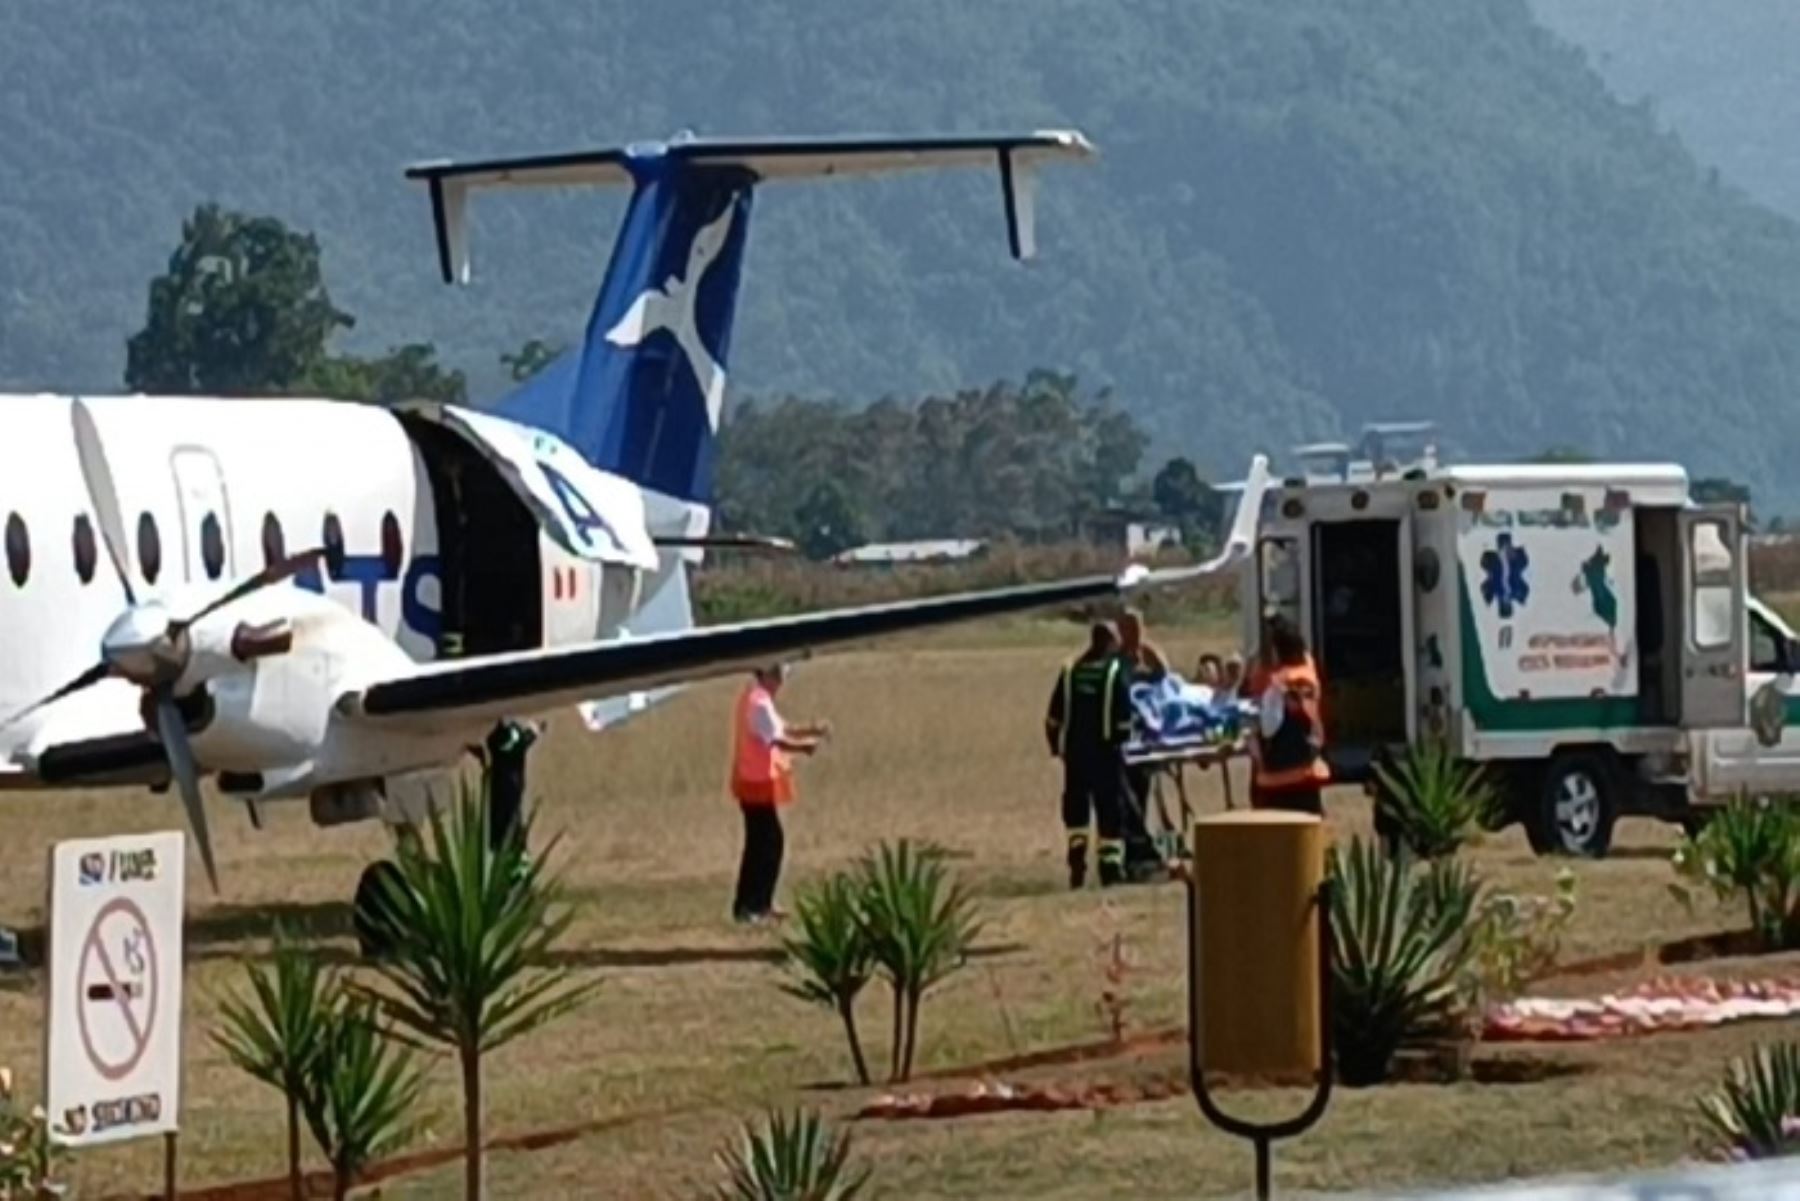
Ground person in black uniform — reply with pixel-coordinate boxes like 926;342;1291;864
1045;621;1136;888
480;718;542;851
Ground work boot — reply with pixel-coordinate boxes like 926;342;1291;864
1097;841;1126;888
1066;833;1089;890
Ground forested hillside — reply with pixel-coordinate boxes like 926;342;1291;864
7;1;1800;504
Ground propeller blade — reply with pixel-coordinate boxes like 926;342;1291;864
170;548;327;636
153;694;219;894
0;661;113;732
70;399;136;606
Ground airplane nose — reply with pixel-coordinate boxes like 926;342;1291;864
101;604;174;681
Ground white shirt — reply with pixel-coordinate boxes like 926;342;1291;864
748;690;785;745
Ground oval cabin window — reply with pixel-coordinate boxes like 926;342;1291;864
262;512;286;568
72;515;97;585
201;513;226;580
322;513;345;577
5;514;30;587
381;512;404;575
137;513;162;585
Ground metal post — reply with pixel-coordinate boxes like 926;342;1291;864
1187;875;1335;1201
163;1130;177;1201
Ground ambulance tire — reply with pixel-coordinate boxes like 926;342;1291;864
1531;752;1618;859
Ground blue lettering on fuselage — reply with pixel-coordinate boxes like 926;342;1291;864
296;553;443;643
539;461;627;556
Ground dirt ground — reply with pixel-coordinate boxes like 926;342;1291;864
0;617;1789;1199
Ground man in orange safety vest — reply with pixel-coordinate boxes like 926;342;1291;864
730;662;830;924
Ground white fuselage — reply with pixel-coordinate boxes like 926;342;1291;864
0;393;672;785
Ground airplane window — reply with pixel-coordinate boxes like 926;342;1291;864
322;513;345;576
381;512;403;575
262;513;286;567
5;513;29;587
137;512;162;585
71;515;96;585
201;513;225;580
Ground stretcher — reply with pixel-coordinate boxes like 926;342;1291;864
1124;735;1248;862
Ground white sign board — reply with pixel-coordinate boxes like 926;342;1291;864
44;831;185;1147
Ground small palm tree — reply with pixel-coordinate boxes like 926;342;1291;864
300;996;430;1201
1698;1041;1800;1160
781;874;877;1085
358;773;599;1201
855;840;983;1083
1373;739;1503;859
210;926;337;1201
712;1108;871;1201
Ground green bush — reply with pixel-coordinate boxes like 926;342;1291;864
854;840;983;1084
0;1067;63;1198
1328;838;1478;1086
301;997;430;1201
1671;794;1800;950
1373;740;1503;860
1698;1042;1800;1160
711;1108;870;1201
780;875;877;1085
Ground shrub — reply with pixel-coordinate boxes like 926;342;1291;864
1328;838;1478;1086
1373;740;1503;860
211;927;338;1201
711;1108;870;1201
1671;794;1800;950
854;840;983;1083
0;1068;63;1199
780;875;877;1085
1463;869;1579;1009
1699;1042;1800;1160
301;997;430;1201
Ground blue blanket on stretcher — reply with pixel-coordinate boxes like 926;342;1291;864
1124;673;1248;754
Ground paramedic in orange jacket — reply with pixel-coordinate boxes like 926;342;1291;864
1248;614;1331;815
730;663;830;924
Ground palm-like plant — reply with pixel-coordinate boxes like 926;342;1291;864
301;996;430;1201
1328;837;1478;1086
357;774;599;1201
1672;793;1800;950
1373;739;1502;859
711;1108;871;1201
210;926;337;1200
780;875;877;1085
1698;1041;1800;1160
854;840;983;1083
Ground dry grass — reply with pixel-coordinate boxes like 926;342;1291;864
0;617;1791;1199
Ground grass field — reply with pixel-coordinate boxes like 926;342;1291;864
0;615;1793;1199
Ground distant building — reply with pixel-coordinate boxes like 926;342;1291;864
1081;508;1183;556
832;538;987;568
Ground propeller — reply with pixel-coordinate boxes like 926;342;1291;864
1;399;327;892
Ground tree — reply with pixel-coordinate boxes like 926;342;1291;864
1151;456;1223;541
125;204;352;394
360;776;598;1201
500;339;565;382
793;481;866;561
1693;476;1757;527
211;928;339;1201
301;997;429;1201
303;342;467;405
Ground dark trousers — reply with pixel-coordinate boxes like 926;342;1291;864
488;762;525;849
1252;784;1324;816
1062;748;1128;883
734;802;785;917
1122;765;1161;866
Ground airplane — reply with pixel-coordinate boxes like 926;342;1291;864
0;128;1273;896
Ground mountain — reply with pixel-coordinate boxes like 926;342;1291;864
6;1;1800;504
1530;1;1800;219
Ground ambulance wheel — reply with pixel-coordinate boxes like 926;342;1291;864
1530;753;1617;859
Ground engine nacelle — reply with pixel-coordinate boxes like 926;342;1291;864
309;779;384;827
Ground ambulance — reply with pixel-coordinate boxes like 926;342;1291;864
1239;424;1797;858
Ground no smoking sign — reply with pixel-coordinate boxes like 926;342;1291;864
45;832;185;1148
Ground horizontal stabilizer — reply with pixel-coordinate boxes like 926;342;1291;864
405;129;1095;283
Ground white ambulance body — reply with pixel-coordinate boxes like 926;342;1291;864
1241;445;1798;857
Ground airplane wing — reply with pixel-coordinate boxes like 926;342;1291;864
342;455;1270;732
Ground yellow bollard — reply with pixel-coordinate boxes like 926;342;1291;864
1186;809;1333;1200
1192;810;1325;1078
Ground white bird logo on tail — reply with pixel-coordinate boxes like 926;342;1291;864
602;202;737;432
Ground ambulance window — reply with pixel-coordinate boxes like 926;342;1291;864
261;513;286;567
137;513;162;585
1751;612;1783;673
72;515;96;585
5;513;29;587
322;513;345;576
201;513;225;580
380;512;403;575
1691;519;1735;649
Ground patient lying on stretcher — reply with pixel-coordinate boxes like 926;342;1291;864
1125;666;1252;754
